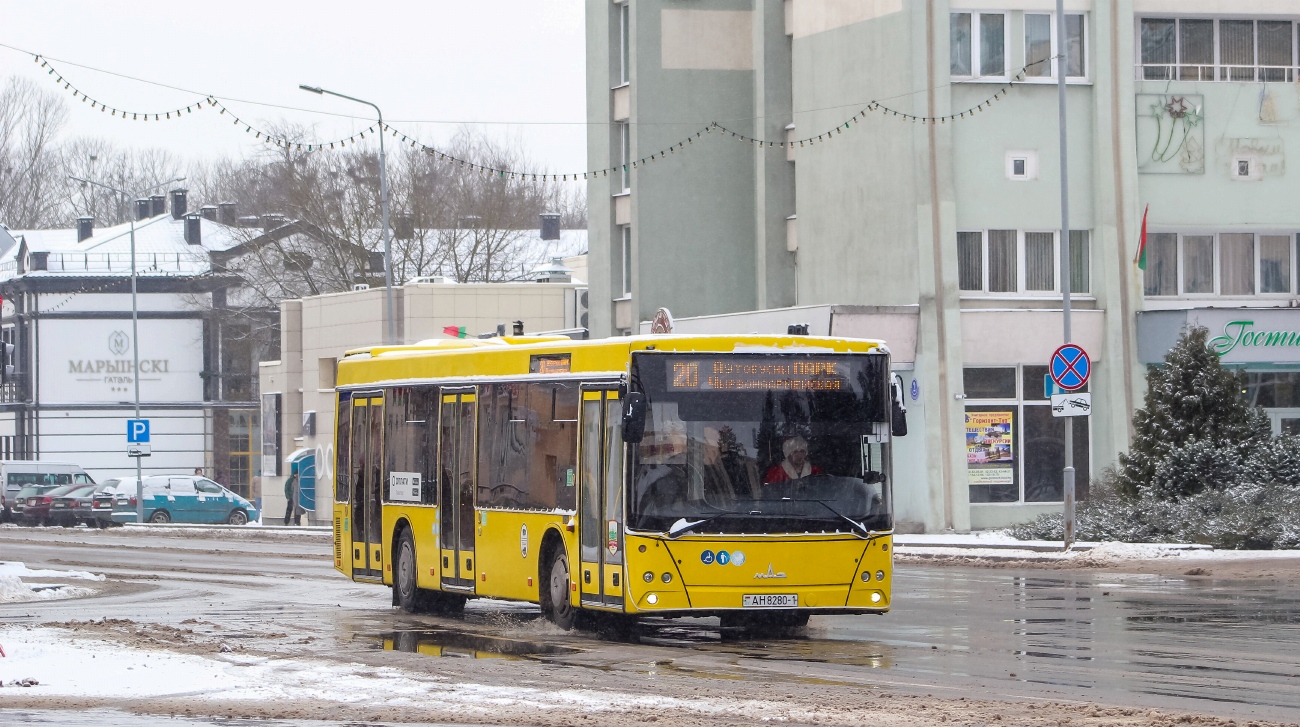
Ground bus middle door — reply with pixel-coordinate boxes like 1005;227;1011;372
439;389;477;592
350;393;385;578
578;388;625;610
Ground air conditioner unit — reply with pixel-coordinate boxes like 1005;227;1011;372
566;287;590;331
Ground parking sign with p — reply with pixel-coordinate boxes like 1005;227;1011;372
127;419;150;443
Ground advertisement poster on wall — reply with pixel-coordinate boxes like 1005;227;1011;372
966;411;1014;485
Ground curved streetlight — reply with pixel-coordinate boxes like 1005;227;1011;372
69;174;185;524
299;84;395;345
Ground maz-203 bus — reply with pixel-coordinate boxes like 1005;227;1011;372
332;333;907;633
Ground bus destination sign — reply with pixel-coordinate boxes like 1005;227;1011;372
667;358;847;391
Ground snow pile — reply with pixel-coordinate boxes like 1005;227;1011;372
0;562;105;581
0;576;93;603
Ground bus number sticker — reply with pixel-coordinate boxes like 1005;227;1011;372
388;472;421;503
520;524;529;559
700;550;715;565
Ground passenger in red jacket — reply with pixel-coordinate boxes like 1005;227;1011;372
763;436;823;484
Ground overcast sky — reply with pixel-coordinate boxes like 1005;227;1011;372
1;0;587;175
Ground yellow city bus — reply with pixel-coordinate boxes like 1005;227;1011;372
332;333;907;634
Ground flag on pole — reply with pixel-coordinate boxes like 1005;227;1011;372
1135;204;1150;270
443;325;467;339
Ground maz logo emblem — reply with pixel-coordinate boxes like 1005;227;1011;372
753;563;787;579
108;331;130;357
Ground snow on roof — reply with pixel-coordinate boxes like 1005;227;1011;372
2;214;253;280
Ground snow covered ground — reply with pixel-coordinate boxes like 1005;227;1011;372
0;627;798;720
894;533;1300;564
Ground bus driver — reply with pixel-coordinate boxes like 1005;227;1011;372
764;436;823;484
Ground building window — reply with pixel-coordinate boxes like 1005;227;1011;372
1144;232;1298;298
950;12;1006;79
1024;13;1087;80
957;229;1091;295
619;2;630;85
619;122;630;191
964;366;1090;504
620;226;632;297
1139;18;1297;82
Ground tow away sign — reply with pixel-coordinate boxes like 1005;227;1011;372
1051;392;1091;417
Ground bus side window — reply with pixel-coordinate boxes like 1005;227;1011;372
336;393;351;502
384;385;437;505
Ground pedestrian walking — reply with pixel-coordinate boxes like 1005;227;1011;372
283;471;301;526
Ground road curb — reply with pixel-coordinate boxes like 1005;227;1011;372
122;523;331;533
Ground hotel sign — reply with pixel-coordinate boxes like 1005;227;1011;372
38;319;204;404
1191;310;1300;364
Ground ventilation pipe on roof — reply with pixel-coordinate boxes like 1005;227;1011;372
217;202;237;225
184;213;202;245
134;199;151;221
199;205;217;221
169;189;188;220
149;195;165;217
76;216;94;242
539;212;561;241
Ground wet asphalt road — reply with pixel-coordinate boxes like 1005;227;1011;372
1;527;1297;724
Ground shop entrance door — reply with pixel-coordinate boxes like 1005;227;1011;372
439;389;477;591
349;393;384;579
578;388;625;610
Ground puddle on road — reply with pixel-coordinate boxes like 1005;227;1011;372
377;629;582;660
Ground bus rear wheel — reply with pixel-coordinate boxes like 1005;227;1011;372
546;550;577;630
395;529;421;613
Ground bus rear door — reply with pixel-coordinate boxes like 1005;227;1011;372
439;388;477;591
350;394;385;578
578;388;624;610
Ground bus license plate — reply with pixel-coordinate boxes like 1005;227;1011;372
742;594;798;608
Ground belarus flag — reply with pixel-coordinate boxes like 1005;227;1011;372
1134;204;1150;270
443;325;468;339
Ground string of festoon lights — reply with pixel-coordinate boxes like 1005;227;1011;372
35;52;1030;183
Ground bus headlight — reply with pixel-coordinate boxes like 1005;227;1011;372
646;593;658;605
876;570;885;581
643;571;654;583
661;572;672;583
871;592;882;603
861;571;870;582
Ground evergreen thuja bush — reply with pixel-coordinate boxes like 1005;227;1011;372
1117;326;1270;498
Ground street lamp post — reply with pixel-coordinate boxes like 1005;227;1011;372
69;175;185;523
299;84;396;345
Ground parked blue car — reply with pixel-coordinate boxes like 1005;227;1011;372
110;475;259;525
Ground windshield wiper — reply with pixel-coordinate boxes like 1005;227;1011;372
805;499;875;538
666;514;730;538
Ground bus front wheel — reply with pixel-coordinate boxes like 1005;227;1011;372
546;550;577;630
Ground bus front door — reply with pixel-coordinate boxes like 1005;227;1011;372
350;394;384;578
439;389;477;591
578;389;624;610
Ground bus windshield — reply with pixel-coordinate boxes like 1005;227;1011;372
628;352;893;536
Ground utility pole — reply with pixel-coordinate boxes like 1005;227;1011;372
1055;0;1075;550
299;85;396;344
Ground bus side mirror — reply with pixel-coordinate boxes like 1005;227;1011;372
890;377;908;438
621;392;647;444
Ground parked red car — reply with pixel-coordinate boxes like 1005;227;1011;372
23;484;91;526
